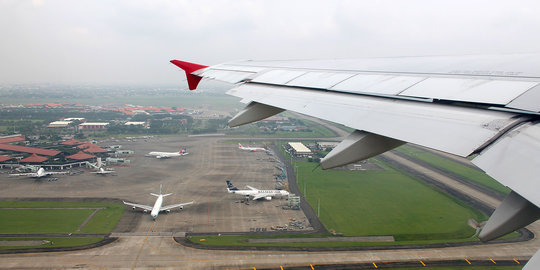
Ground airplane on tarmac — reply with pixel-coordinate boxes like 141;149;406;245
171;54;540;269
91;167;115;175
123;185;194;220
226;180;289;200
238;143;267;152
146;147;188;159
9;167;68;178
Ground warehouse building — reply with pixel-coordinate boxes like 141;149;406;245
287;142;312;157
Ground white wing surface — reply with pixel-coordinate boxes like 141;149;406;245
123;201;153;211
9;172;35;177
160;201;194;211
251;194;266;201
45;171;68;175
245;185;258;191
171;55;540;268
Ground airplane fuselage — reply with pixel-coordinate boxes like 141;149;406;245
151;195;163;219
230;189;289;200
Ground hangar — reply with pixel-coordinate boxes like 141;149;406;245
287;142;312;157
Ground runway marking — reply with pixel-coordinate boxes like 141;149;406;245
372;262;378;268
131;220;157;270
420;260;426;266
280;266;284;270
465;259;471;264
310;264;314;269
490;258;496;264
514;258;520;264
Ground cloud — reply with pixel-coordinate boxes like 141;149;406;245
1;0;540;84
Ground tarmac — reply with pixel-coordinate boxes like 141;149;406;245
0;134;538;269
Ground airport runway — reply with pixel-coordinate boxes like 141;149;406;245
0;135;539;269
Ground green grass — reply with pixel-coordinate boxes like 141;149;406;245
79;204;124;234
295;158;486;239
0;209;94;233
232;122;335;138
0;237;104;250
0;201;125;234
396;145;511;195
188;234;482;247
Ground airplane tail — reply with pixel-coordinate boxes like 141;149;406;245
151;184;172;196
226;180;239;192
238;143;243;148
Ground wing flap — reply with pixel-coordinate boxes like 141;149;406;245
473;122;540;208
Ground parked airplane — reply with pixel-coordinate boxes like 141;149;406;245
238;143;267;152
123;185;193;220
226;180;289;200
172;55;540;269
91;167;115;175
9;167;68;178
146;147;188;159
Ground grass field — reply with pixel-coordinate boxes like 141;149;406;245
295;158;487;240
0;201;124;234
395;145;511;195
230;119;336;138
0;237;104;250
0;201;124;249
0;209;94;233
188;234;481;247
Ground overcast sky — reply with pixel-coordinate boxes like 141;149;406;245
1;0;540;85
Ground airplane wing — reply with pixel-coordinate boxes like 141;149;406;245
160;201;194;211
245;185;258;191
45;171;68;175
9;173;35;177
123;201;153;211
251;194;266;201
171;55;540;250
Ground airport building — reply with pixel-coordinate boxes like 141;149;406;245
0;134;25;144
47;121;72;128
78;122;109;130
287;142;312;157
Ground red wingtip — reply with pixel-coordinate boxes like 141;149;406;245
170;60;208;90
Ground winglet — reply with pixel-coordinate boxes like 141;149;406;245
170;60;208;90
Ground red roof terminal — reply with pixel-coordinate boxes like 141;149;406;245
0;144;60;156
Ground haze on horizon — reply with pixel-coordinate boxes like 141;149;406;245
1;0;540;85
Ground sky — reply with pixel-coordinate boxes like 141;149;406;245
1;0;540;85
